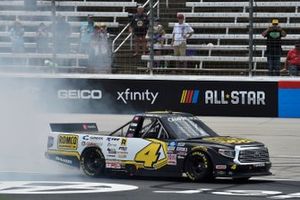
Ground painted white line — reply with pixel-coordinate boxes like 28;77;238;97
0;171;78;175
252;177;300;182
212;190;282;196
0;181;138;194
154;189;212;194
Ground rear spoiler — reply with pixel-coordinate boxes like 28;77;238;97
50;123;98;133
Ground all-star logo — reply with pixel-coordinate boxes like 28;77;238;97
117;88;159;104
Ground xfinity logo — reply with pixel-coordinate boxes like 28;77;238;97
58;90;102;100
117;88;159;104
205;90;265;105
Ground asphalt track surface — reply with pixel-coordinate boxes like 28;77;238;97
0;114;300;200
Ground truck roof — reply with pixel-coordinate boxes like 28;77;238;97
135;111;192;119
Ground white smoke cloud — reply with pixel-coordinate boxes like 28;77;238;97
0;77;77;175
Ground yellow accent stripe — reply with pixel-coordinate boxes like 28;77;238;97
180;90;187;103
47;150;80;160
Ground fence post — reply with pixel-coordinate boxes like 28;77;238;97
51;0;57;70
248;0;254;76
149;0;154;75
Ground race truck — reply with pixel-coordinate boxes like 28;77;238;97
45;111;271;181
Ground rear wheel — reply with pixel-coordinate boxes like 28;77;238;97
185;151;212;181
80;148;105;177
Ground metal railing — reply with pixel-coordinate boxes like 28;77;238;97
112;0;160;54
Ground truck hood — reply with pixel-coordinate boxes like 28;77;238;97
201;136;261;147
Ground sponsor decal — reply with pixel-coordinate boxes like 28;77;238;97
55;156;73;165
117;152;128;158
177;151;187;156
119;146;128;151
168;142;176;151
130;123;138;127
231;164;237;170
58;134;78;150
107;148;117;154
169;141;176;146
106;161;122;169
168;147;176;151
107;143;117;147
203;137;254;145
254;163;265;167
180;90;200;104
177;142;185;147
120;138;127;146
81;141;98;147
133;116;140;121
176;147;188;152
89;136;103;140
117;88;159;104
216;165;227;170
167;154;177;165
82;135;89;140
107;137;120;142
83;124;97;130
204;90;266;105
58;90;102;100
167;116;198;122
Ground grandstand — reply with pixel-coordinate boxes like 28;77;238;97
139;0;300;75
0;0;137;72
0;0;299;75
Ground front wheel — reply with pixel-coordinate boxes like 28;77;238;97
185;151;212;181
80;148;105;177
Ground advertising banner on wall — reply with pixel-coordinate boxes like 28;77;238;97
0;77;278;117
278;81;300;118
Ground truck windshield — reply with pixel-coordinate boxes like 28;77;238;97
162;116;218;139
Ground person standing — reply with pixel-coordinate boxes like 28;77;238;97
171;13;194;67
262;19;287;76
146;18;166;67
10;20;25;53
284;39;300;76
36;23;49;53
79;15;94;53
51;15;71;54
88;23;112;73
129;6;149;56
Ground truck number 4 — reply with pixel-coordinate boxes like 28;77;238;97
135;143;161;168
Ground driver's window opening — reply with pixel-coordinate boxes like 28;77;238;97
140;118;169;139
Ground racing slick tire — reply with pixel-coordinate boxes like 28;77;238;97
184;151;213;182
80;148;105;177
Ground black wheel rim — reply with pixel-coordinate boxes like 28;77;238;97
188;155;207;178
85;151;104;173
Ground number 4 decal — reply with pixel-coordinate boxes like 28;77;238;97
134;140;168;169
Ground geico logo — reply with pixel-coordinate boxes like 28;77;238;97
117;88;159;104
205;90;266;105
58;90;102;99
